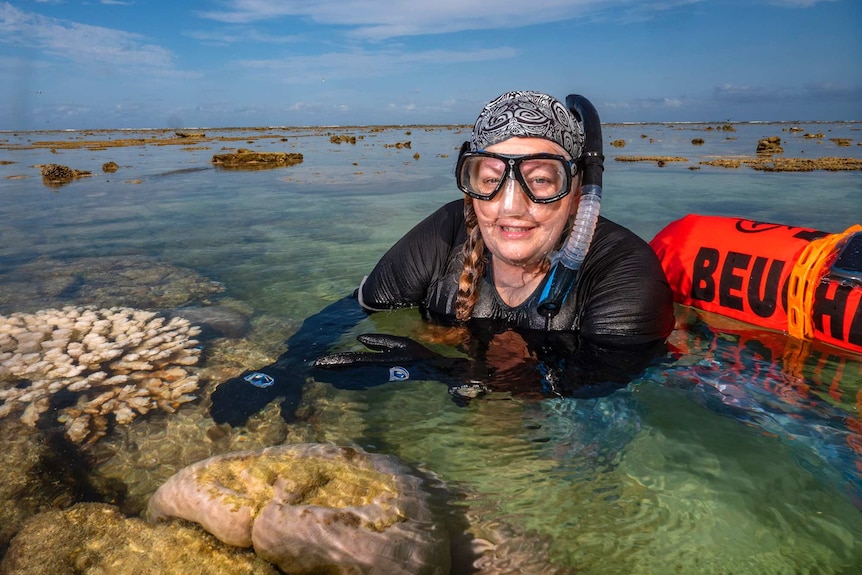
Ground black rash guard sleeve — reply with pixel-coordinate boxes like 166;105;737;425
573;218;675;346
359;200;465;310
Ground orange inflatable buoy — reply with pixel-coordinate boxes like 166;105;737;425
650;215;862;355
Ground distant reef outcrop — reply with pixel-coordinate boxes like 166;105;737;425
211;148;303;169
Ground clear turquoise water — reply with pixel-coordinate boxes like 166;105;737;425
1;123;861;573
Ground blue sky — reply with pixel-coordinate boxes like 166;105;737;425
1;0;859;129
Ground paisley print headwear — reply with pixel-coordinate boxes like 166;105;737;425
470;90;584;160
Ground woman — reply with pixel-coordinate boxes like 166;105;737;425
210;91;675;426
357;90;673;343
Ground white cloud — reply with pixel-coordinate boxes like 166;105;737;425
713;83;768;102
233;46;518;82
0;2;173;67
198;0;702;39
185;28;303;46
766;0;839;6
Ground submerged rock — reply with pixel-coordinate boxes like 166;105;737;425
0;254;224;313
168;304;251;339
1;502;278;575
147;443;451;574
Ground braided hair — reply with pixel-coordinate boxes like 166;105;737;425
455;197;486;322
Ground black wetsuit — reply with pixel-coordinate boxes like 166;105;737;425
359;199;674;345
210;199;675;426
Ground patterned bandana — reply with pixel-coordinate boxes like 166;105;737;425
470;90;584;160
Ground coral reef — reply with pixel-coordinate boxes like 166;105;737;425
175;131;206;138
211;148;303;169
615;153;862;172
700;156;862;171
614;155;689;166
329;134;358;144
756;136;784;155
147;443;451;575
1;503;279;575
0;306;202;444
38;163;93;186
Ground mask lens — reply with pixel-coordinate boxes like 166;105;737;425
519;158;568;200
460;156;507;199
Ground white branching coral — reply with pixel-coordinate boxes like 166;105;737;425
0;306;202;444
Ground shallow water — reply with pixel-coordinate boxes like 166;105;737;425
1;123;861;573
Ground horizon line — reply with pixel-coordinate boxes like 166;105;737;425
3;119;861;134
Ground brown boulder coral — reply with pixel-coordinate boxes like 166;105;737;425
147;443;451;575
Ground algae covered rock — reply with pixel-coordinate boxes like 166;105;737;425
39;163;92;186
212;148;303;169
147;443;450;574
0;420;86;554
756;136;783;155
1;502;278;575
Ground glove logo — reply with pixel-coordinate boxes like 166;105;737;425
243;372;275;388
389;366;410;382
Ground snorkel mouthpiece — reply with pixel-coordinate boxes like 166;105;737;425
537;94;604;319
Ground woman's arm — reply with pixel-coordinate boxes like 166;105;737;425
359;200;466;310
573;218;675;347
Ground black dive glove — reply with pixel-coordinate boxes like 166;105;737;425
209;295;369;427
209;362;304;426
312;333;485;402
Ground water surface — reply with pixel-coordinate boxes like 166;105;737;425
1;122;861;573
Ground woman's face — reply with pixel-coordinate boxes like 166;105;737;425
472;137;579;272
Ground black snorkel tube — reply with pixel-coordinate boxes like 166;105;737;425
536;94;604;321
